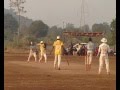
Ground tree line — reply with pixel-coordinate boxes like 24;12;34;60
4;13;116;50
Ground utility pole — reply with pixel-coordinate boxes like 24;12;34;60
9;0;27;44
63;21;64;29
80;0;86;33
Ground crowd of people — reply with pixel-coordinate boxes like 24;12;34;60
27;36;111;75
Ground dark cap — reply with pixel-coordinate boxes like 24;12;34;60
89;37;92;41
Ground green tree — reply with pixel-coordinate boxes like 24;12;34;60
4;14;18;32
4;14;18;40
92;22;110;34
66;23;74;30
47;25;63;41
110;18;116;45
28;20;49;38
80;24;90;32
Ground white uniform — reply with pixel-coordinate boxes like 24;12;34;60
73;43;82;55
98;43;110;74
86;41;94;65
27;45;37;62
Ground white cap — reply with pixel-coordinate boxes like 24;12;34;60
30;41;33;44
40;41;43;43
101;38;107;43
57;36;60;39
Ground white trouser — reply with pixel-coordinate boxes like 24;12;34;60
85;51;93;65
98;54;110;73
54;55;61;68
39;53;47;63
73;51;76;55
28;51;37;62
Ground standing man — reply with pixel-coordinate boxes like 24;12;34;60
97;38;110;75
37;41;47;63
51;36;64;70
27;41;37;62
85;37;95;71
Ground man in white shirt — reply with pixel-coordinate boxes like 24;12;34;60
97;38;110;75
73;43;82;55
86;37;95;71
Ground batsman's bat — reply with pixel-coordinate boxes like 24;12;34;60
62;46;69;65
66;57;69;65
85;55;87;64
63;55;69;66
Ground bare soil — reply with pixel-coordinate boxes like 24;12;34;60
4;53;116;90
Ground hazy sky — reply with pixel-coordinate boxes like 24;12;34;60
4;0;116;28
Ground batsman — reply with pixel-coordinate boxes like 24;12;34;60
37;41;47;63
51;36;64;70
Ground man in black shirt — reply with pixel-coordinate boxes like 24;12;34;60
27;41;37;62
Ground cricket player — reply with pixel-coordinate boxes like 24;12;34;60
27;41;37;62
51;36;64;70
85;37;95;71
97;38;110;75
37;41;47;63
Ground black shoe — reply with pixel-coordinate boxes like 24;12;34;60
58;68;61;70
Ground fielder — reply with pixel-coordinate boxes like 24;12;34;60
51;36;64;70
37;41;47;63
27;41;37;62
97;38;110;75
85;37;95;71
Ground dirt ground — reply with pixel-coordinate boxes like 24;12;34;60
4;53;116;90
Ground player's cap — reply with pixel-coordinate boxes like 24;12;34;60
57;36;60;39
40;41;43;43
101;38;107;43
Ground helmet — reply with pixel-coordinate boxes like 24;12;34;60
57;36;60;39
40;41;43;43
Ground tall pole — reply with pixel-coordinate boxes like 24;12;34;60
63;21;64;29
63;21;66;43
18;9;20;39
80;0;86;32
9;0;26;44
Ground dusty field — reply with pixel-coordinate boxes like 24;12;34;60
4;53;116;90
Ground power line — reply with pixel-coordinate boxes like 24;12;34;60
80;0;88;32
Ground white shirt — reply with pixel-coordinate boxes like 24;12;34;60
73;43;82;52
98;43;110;54
87;41;94;51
